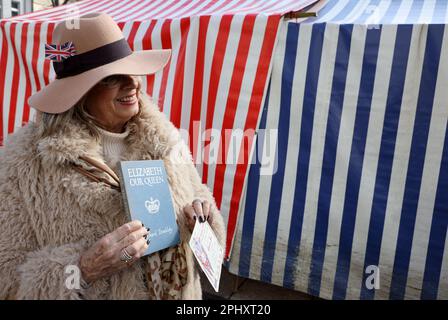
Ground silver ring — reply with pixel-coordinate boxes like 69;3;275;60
192;198;203;205
120;248;133;263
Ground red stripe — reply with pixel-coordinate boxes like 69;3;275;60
201;15;233;185
7;23;20;134
201;0;233;15
225;15;281;259
111;0;159;22
31;23;43;92
20;23;32;125
0;21;8;145
169;18;190;128
212;15;256;209
189;16;210;163
142;20;157;96
157;20;172;111
126;21;142;50
128;0;177;21
43;23;55;86
167;0;197;19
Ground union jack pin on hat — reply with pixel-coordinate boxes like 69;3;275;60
44;41;76;62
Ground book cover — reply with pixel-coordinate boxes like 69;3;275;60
118;160;180;256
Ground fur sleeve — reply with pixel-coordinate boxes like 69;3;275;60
0;177;108;300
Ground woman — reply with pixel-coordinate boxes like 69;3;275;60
0;13;226;299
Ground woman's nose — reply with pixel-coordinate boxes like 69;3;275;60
121;75;139;90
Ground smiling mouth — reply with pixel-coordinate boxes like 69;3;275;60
116;94;137;104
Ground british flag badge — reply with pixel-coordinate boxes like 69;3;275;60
44;41;76;62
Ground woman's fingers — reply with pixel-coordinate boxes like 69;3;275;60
202;200;210;221
124;236;148;259
183;204;196;232
193;199;205;222
109;220;144;243
115;226;149;251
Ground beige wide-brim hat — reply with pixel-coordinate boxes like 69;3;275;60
28;12;171;114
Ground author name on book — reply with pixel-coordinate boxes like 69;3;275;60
149;226;174;238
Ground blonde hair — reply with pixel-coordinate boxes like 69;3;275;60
37;78;144;139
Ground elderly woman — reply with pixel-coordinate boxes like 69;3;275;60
0;13;225;299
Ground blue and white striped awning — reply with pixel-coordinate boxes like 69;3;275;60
228;0;448;300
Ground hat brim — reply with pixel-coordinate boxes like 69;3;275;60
28;49;171;114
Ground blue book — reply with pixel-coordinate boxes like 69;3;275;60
118;160;180;256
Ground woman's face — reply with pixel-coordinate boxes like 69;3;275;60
85;75;140;132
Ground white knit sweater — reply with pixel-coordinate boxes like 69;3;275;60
96;125;130;170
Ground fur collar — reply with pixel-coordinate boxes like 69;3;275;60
36;99;181;168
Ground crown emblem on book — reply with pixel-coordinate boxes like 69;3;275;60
145;197;160;214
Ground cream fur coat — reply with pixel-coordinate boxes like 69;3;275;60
0;101;226;300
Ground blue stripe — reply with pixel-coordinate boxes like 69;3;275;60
353;0;382;25
421;120;448;299
381;0;405;24
304;0;343;24
331;0;362;22
282;23;326;289
432;0;448;24
390;24;445;300
406;0;424;24
332;27;382;300
360;24;413;300
237;82;271;278
308;24;353;297
260;23;299;283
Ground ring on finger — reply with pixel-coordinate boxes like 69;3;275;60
120;248;133;263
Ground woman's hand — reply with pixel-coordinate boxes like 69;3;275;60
79;220;150;284
183;199;215;232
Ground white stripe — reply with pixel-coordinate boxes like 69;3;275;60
161;19;182;119
219;15;270;254
35;23;49;106
243;16;281;280
438;231;448;299
113;0;162;21
179;17;198;133
3;22;14;144
269;22;311;288
375;25;428;300
170;0;214;19
341;0;372;23
206;14;245;190
344;24;397;299
290;23;339;290
314;0;351;23
133;20;151;92
10;0;100;21
13;23;26;132
418;0;437;24
258;0;301;15
365;0;392;24
150;19;165;104
106;0;147;22
319;24;367;300
405;24;448;299
202;0;246;16
28;0;120;23
392;0;414;24
153;0;192;19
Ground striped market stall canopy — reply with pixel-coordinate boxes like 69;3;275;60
228;0;448;300
0;0;317;261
